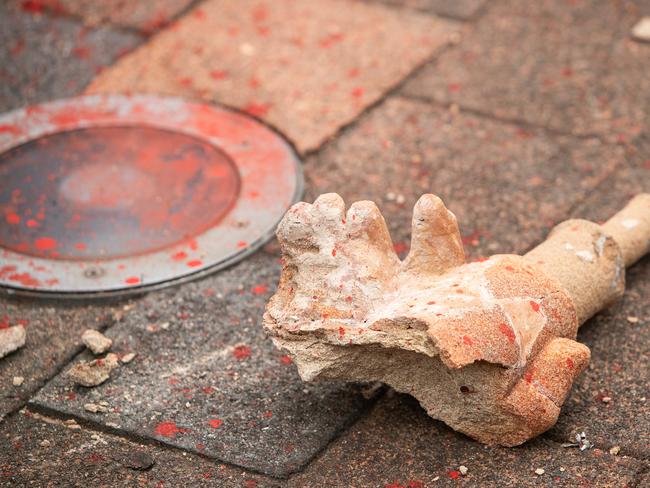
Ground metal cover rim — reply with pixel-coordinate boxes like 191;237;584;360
0;94;303;297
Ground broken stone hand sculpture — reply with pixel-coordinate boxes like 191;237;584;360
263;192;650;446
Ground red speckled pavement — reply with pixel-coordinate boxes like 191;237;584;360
1;1;649;486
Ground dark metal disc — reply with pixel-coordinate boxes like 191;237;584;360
0;95;302;296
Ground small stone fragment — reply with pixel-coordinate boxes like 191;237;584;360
121;352;136;364
626;316;639;324
84;403;108;413
82;329;113;355
39;439;51;447
12;376;24;386
459;465;468;475
601;396;612;403
534;468;545;476
67;353;119;387
112;450;155;471
0;326;26;359
609;446;621;456
631;17;650;42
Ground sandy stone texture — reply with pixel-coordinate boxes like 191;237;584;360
86;0;458;153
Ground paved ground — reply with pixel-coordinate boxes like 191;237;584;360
1;0;649;486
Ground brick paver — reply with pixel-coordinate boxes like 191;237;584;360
403;0;650;143
30;253;376;477
0;1;141;112
1;410;279;487
85;0;458;153
305;96;624;260
32;0;195;32
288;394;646;487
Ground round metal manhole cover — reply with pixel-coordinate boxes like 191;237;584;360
0;95;303;296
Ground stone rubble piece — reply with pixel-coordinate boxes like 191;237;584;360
13;376;24;386
67;353;120;387
0;325;26;359
81;329;113;355
631;17;650;42
120;352;136;364
84;403;108;413
264;193;650;446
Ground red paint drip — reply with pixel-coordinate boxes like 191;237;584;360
529;300;541;312
498;323;516;343
154;421;183;438
280;355;292;365
34;237;57;250
186;260;203;267
233;345;251;360
125;276;140;285
208;418;223;429
251;284;268;295
172;251;188;261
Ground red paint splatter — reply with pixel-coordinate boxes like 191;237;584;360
154;421;184;438
244;481;258;488
251;284;268;295
186;260;203;267
26;219;39;228
262;410;273;418
529;300;540;312
331;249;337;257
237;241;248;248
348;67;360;78
498;323;516;343
427;301;436;305
280;355;292;365
448;83;461;93
338;327;345;339
385;483;405;488
244;102;271;117
351;87;365;99
561;67;574;77
393;242;409;254
21;1;45;14
524;372;533;383
233;345;251;360
408;481;424;488
72;46;91;60
208;418;223;429
172;251;188;261
125;277;140;285
5;213;20;225
193;8;206;19
566;358;574;369
74;242;86;250
9;271;42;287
462;335;473;346
34;237;56;250
202;386;215;394
448;471;460;479
319;32;345;48
210;70;228;80
196;443;205;450
0;125;21;135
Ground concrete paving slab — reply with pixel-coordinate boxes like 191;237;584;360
30;252;375;477
26;0;196;32
372;0;489;20
0;1;142;112
0;297;124;421
288;393;647;487
0;410;279;487
304;96;624;260
86;0;459;153
403;0;650;142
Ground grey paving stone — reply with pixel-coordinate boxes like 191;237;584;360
0;297;124;421
305;96;624;260
0;409;279;487
403;0;650;142
0;1;142;112
373;0;489;20
30;252;375;477
288;393;648;487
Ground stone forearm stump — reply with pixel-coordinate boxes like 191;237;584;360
263;193;650;446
